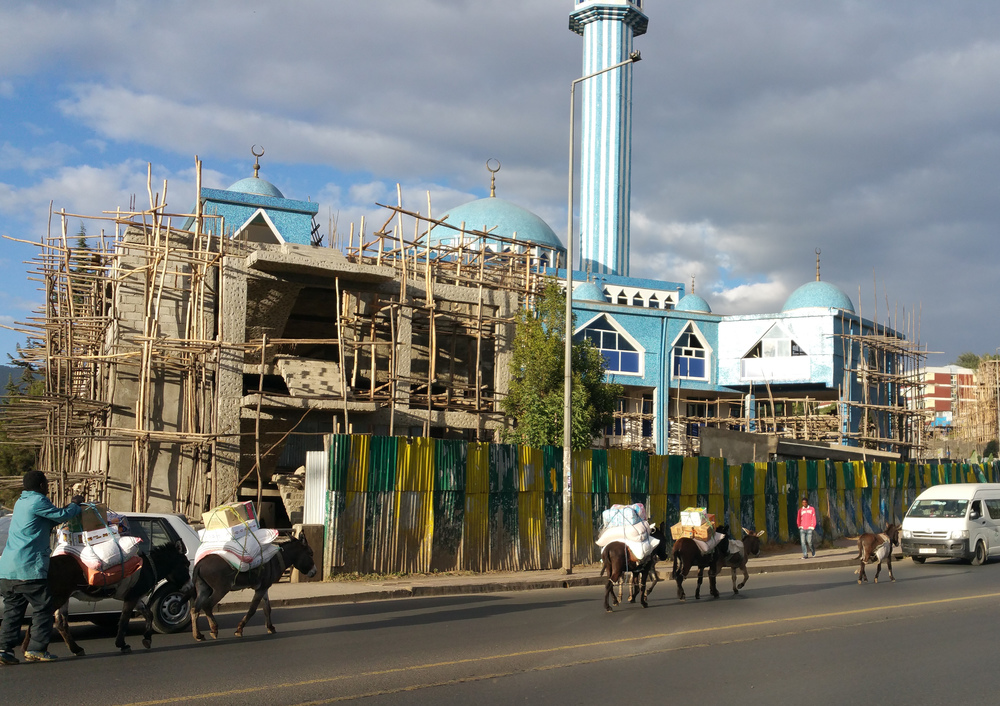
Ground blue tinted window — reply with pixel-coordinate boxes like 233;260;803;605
673;324;709;380
579;317;642;374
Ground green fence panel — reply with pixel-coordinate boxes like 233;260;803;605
631;451;649;501
328;433;352;493
369;436;398;492
431;439;467;570
667;455;684;495
591;449;609;494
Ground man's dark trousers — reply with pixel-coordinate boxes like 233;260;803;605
0;579;55;653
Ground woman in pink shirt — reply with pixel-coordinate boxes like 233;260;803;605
797;496;817;559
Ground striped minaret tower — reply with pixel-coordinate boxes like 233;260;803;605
570;0;647;277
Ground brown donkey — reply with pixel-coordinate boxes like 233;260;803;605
854;523;900;584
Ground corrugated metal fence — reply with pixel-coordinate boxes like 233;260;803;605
318;434;1000;576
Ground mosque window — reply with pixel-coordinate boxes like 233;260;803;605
617;291;629;305
632;293;644;306
649;295;659;309
577;316;642;375
744;324;807;358
672;323;710;380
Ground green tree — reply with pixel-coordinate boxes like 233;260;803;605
501;281;622;450
954;351;1000;371
0;354;44;507
955;352;982;370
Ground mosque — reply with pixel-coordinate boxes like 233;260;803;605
189;0;922;464
432;0;922;460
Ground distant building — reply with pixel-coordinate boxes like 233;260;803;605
920;365;976;430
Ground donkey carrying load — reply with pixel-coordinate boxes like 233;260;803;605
596;504;669;612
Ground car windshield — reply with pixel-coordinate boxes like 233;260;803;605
906;499;969;519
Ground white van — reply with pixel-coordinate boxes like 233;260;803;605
901;483;1000;565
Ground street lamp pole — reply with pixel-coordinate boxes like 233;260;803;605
994;349;1000;455
562;50;641;574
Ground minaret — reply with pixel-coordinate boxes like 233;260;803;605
570;0;647;277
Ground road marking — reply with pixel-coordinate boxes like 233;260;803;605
114;590;1000;706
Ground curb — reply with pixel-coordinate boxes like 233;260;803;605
217;577;612;613
214;553;875;613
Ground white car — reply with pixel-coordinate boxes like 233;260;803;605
0;511;201;634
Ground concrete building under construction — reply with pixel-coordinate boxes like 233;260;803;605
0;160;554;519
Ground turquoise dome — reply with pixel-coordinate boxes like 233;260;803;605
781;281;855;314
676;292;711;313
434;197;564;252
572;281;607;302
228;176;285;199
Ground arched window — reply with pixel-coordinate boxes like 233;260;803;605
649;294;659;309
578;316;642;374
632;293;644;306
744;324;807;358
672;323;710;380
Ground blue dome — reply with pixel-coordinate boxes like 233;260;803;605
676;292;711;313
572;281;607;302
434;197;564;252
781;281;855;313
228;177;285;199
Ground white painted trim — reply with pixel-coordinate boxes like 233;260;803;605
233;208;285;244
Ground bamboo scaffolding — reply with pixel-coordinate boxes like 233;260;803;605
0;172;549;513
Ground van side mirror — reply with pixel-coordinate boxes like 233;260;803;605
970;509;981;520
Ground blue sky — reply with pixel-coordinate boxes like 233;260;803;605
2;0;1000;366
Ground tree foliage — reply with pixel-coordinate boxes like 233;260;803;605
953;351;1000;371
0;353;44;507
500;281;622;450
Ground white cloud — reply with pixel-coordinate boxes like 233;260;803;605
0;1;999;364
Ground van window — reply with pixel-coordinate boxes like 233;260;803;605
985;499;1000;520
906;499;969;519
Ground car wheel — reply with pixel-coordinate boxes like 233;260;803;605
150;585;191;634
971;541;987;566
911;556;926;564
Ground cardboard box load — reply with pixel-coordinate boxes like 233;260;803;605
54;503;144;587
197;501;278;572
66;503;110;533
680;507;709;527
671;507;716;541
670;521;715;541
202;501;257;531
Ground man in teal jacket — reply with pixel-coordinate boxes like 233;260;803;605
0;471;82;665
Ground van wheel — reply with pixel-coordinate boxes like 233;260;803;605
971;541;987;566
911;556;926;564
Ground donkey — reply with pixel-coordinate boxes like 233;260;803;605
29;541;190;655
715;527;765;595
853;523;901;584
190;534;316;640
670;529;729;601
599;524;669;612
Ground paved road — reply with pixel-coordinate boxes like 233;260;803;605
4;557;999;705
